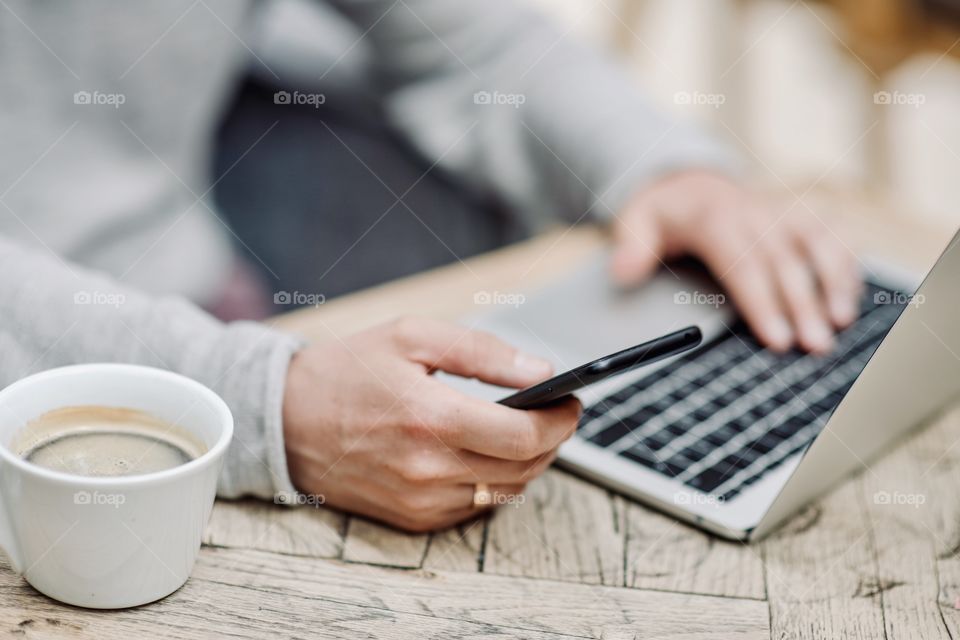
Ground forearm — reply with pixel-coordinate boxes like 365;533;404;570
0;236;304;499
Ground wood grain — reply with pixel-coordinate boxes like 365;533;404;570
0;548;770;639
422;518;486;573
859;409;954;639
928;407;960;639
624;501;766;599
2;205;955;638
762;479;885;639
483;469;626;586
342;517;429;568
203;499;345;559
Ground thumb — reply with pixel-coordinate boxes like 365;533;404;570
610;205;665;287
401;318;554;388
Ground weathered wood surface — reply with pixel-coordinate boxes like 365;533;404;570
0;548;770;639
3;216;958;638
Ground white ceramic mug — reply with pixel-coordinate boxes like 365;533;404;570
0;364;233;609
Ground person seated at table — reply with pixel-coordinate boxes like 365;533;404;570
0;0;861;531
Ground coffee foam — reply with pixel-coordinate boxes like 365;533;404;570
13;406;208;477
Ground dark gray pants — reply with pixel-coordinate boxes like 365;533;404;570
212;78;526;313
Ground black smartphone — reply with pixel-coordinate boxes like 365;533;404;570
498;326;702;409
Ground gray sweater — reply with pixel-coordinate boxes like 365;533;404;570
0;0;732;499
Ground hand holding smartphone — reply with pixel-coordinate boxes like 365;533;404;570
498;326;702;409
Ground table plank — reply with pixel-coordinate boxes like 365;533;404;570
422;519;485;573
762;479;886;639
483;469;625;586
342;517;429;568
204;499;345;559
0;548;769;639
860;410;954;640
932;409;960;638
624;502;766;600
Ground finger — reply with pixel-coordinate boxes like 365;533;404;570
795;227;863;328
687;220;794;351
448;447;559;484
769;242;835;353
610;204;666;286
434;389;581;460
395;317;553;388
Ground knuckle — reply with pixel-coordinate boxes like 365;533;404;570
400;412;434;441
401;456;449;485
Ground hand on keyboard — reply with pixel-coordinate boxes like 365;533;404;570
611;170;863;354
579;284;903;501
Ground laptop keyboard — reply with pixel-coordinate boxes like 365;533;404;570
577;283;907;502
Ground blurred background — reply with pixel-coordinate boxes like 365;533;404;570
247;0;960;236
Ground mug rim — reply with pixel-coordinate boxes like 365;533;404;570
0;363;234;488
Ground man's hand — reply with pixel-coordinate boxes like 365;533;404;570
610;170;863;353
282;317;581;532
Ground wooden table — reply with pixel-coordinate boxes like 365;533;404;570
2;196;959;639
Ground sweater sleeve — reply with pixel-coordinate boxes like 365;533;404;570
325;0;739;227
0;235;304;500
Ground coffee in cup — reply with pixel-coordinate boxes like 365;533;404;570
14;406;207;477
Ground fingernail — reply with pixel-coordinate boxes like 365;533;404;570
830;296;857;326
765;317;793;350
514;352;552;378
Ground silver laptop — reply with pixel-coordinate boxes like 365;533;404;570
443;230;960;541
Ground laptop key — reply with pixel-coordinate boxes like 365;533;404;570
579;282;905;503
